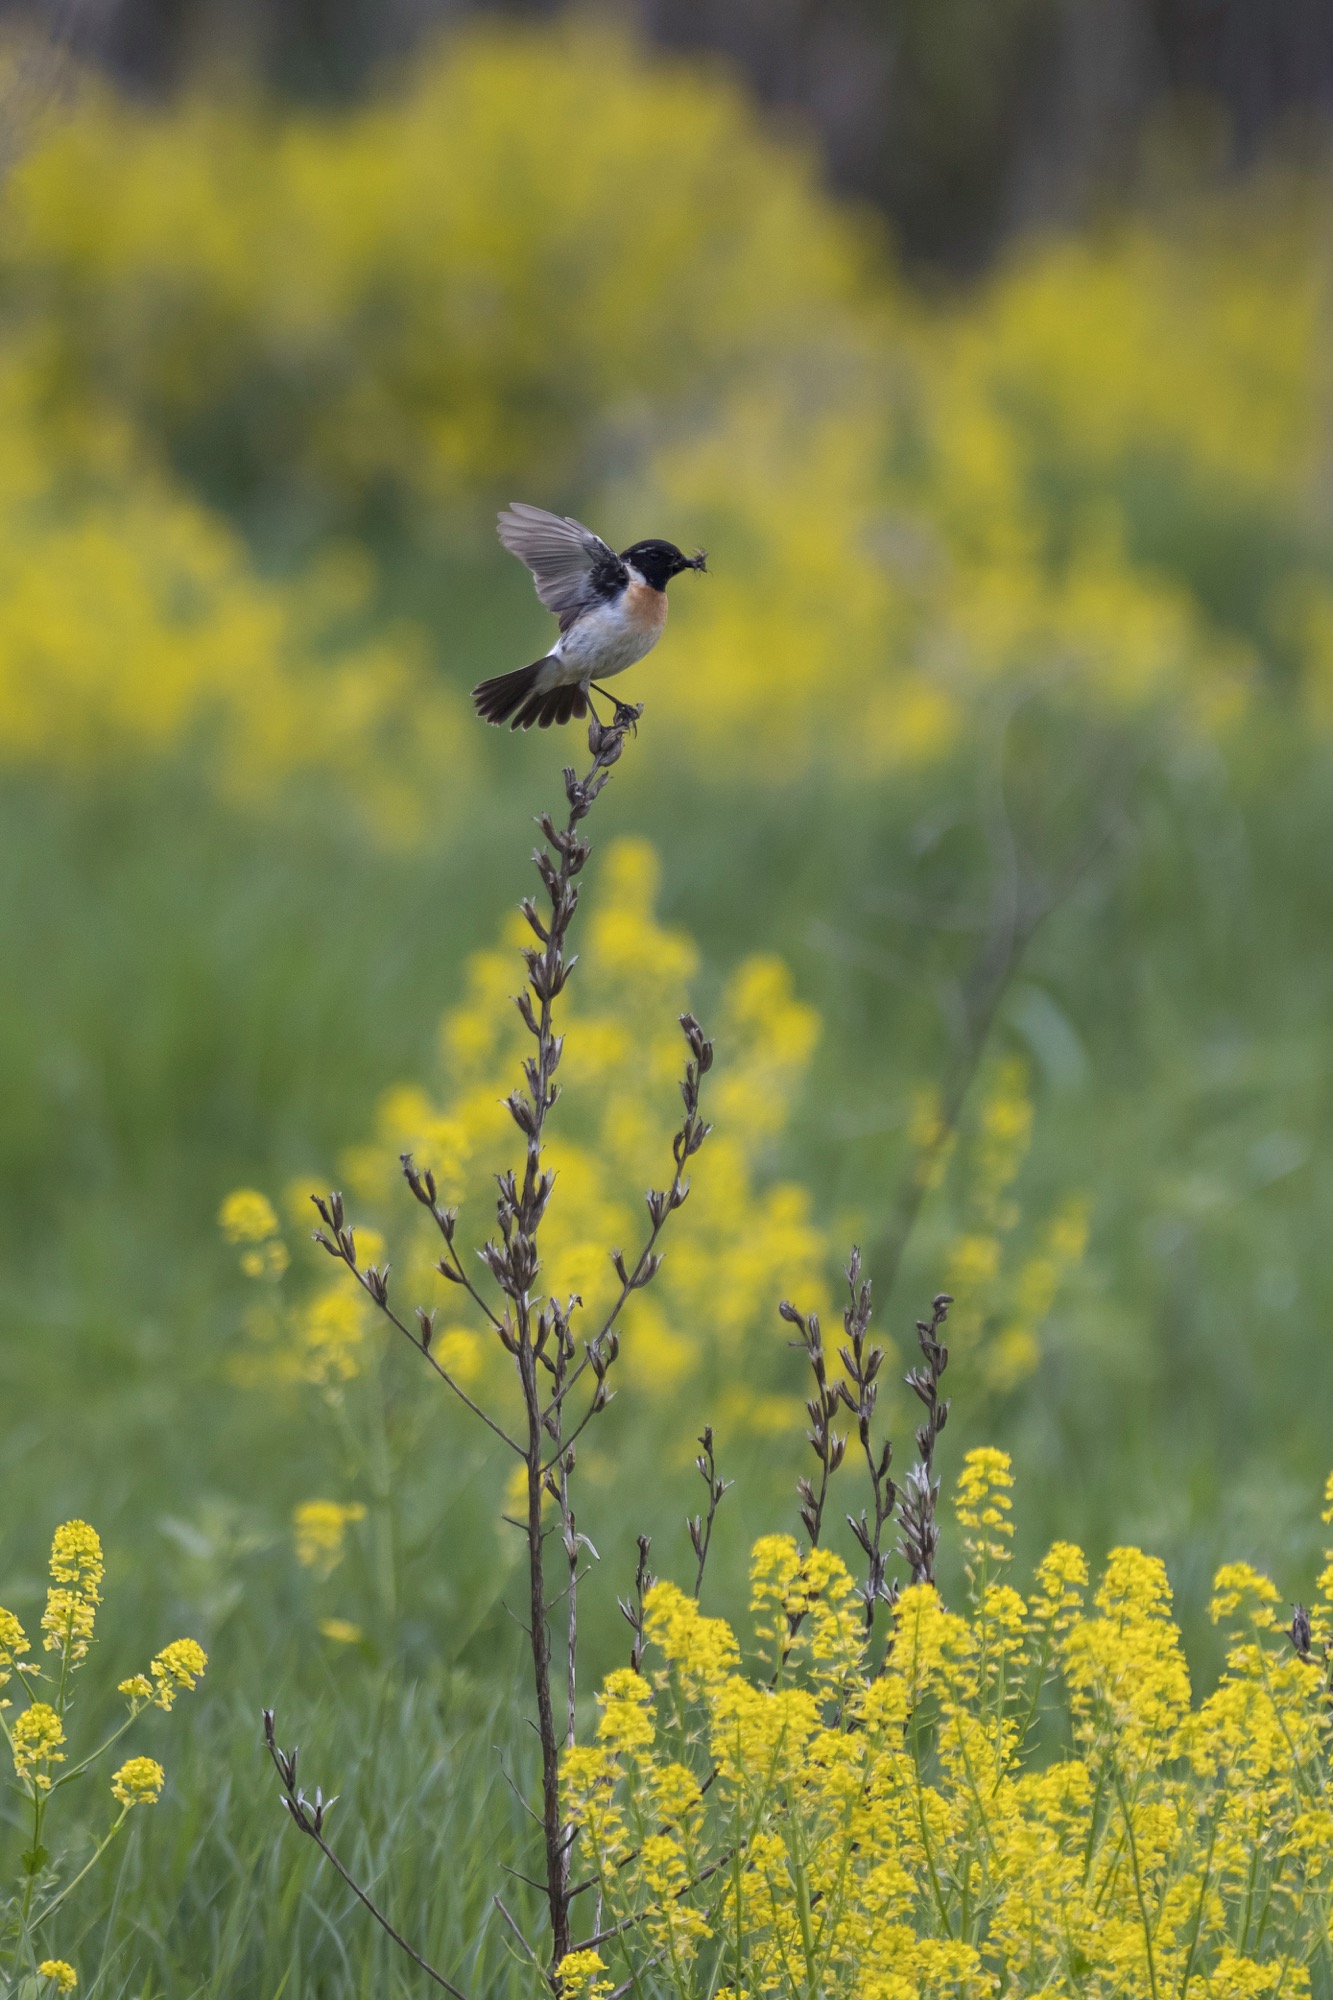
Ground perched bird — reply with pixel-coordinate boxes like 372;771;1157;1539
472;502;706;729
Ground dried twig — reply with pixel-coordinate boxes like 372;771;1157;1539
267;711;719;1984
897;1293;952;1586
477;715;645;1965
780;1298;846;1550
836;1249;898;1629
263;1711;470;2000
618;1535;655;1674
687;1426;731;1600
310;1189;522;1457
547;1011;713;1425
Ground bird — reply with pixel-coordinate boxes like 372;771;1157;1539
472;502;707;730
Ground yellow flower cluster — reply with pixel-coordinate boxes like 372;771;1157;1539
563;1447;1333;1999
0;1603;29;1694
218;1188;280;1245
11;1702;65;1790
556;1949;611;2000
117;1635;208;1713
40;1519;103;1666
914;1061;1090;1394
0;1520;206;1990
148;1638;208;1708
0;344;468;841
0;25;1322;819
111;1755;165;1807
292;1499;366;1576
218;1189;290;1280
227;838;831;1417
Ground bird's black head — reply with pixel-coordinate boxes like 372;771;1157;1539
620;538;708;592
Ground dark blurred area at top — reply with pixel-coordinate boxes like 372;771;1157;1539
12;0;1333;266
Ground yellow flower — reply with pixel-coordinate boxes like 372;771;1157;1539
37;1962;78;1992
319;1617;363;1644
148;1637;208;1709
240;1239;290;1281
0;1604;29;1689
41;1589;97;1664
650;1760;702;1822
297;1287;368;1386
596;1667;655;1756
1209;1560;1282;1632
41;1524;103;1665
908;1085;956;1190
12;1701;65;1787
218;1187;280;1244
118;1673;153;1703
557;1948;610;1999
749;1532;804;1667
975;1059;1034;1216
112;1755;165;1806
1063;1545;1191;1770
433;1326;485;1387
569;1468;1333;1995
1028;1539;1088;1648
49;1520;103;1599
644;1580;740;1697
956;1446;1015;1588
292;1499;366;1576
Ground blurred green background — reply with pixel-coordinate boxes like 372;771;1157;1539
3;2;1333;1989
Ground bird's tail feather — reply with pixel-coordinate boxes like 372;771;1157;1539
472;659;588;730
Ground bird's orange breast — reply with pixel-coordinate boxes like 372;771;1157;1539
625;579;668;640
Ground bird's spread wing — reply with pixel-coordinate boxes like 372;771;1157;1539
498;503;627;625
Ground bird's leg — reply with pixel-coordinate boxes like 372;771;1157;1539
590;682;640;735
582;682;609;727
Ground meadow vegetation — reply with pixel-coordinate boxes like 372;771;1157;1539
2;17;1333;1993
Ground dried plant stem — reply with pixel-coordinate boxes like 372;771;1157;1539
263;1712;469;2000
688;1426;732;1599
461;715;711;1968
897;1293;952;1586
500;726;634;1964
547;1010;712;1425
270;711;716;1985
780;1298;847;1550
618;1534;656;1673
310;1189;522;1457
836;1248;898;1630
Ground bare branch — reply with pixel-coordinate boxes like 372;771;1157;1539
545;1011;713;1423
263;1711;470;2000
896;1293;953;1587
309;1202;524;1455
687;1426;732;1600
837;1249;899;1631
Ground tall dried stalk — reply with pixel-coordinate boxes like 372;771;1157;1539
264;710;715;1985
260;708;961;1992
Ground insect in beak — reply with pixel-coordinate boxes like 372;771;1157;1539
689;549;709;574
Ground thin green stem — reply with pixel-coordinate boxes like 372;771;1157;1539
1111;1763;1161;2000
52;1708;141;1792
29;1807;131;1930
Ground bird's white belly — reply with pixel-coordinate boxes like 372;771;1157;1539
550;587;666;684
